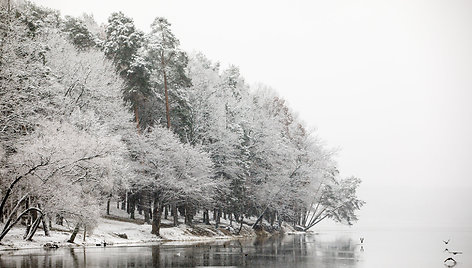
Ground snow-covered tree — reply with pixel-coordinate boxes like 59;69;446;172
145;17;191;133
1;2;364;240
103;12;143;74
1;3;135;240
1;117;127;241
125;125;214;235
0;2;58;151
62;16;96;50
303;176;365;230
104;12;153;130
185;55;255;228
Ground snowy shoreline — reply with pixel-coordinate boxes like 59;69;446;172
0;215;261;252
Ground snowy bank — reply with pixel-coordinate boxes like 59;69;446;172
0;216;259;251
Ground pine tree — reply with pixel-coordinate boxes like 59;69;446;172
62;16;96;50
103;12;151;130
145;17;191;133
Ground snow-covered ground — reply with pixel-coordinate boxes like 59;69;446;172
0;205;258;251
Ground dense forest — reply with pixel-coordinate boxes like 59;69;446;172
0;0;364;242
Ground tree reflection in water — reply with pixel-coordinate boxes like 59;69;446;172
0;234;363;268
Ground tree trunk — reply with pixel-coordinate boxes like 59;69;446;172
164;205;168;219
126;192;130;214
163;66;171;129
137;197;143;215
68;223;80;243
252;211;266;229
185;204;194;227
151;199;163;236
149;203;153;219
215;209;221;228
121;200;126;210
148;197;153;222
42;216;50;237
0;207;43;241
203;209;210;225
237;215;244;235
26;215;42;241
151;199;159;234
144;205;150;224
56;215;63;226
0;164;45;220
106;197;111;215
23;221;31;240
184;205;188;225
134;105;141;131
252;204;271;229
130;200;135;219
172;202;178;226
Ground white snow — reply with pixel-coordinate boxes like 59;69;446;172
0;214;256;251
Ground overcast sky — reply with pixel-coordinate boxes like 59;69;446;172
33;0;472;229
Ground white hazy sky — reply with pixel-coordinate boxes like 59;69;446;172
33;0;472;229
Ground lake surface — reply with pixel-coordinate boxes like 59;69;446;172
1;227;471;267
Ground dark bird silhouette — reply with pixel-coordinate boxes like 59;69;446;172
445;249;463;255
444;257;456;265
360;237;364;244
443;239;451;245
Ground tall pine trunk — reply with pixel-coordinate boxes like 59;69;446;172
163;63;171;129
134;105;140;131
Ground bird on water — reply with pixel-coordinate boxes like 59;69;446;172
444;257;457;267
443;239;451;245
445;249;463;255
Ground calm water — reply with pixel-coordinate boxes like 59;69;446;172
0;228;471;267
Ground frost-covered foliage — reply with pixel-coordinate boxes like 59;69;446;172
11;117;127;228
144;17;192;136
185;54;362;229
126;126;214;204
103;11;144;74
103;12;156;130
62;16;97;50
0;2;58;151
0;2;133;240
44;30;133;133
0;2;363;242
